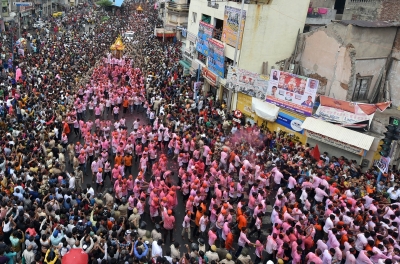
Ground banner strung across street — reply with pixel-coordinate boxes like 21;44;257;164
196;21;214;56
226;66;269;100
207;39;225;78
221;6;246;49
266;70;319;116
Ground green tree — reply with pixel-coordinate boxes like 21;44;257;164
97;0;113;7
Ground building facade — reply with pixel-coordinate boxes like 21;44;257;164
181;0;310;109
342;0;400;22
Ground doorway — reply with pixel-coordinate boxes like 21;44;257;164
334;0;346;14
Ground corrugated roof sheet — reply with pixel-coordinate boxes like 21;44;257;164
301;117;375;150
336;20;400;28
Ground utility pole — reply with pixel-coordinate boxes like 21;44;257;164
233;0;244;66
17;5;20;38
162;1;166;42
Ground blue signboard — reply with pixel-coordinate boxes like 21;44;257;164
208;38;225;78
276;112;304;134
196;21;214;56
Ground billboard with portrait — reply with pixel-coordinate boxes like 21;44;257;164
226;66;269;100
221;6;246;49
266;70;319;116
196;21;214;56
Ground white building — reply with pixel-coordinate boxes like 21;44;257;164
180;0;310;109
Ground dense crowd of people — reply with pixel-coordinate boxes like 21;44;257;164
0;0;397;264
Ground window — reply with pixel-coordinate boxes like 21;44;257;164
198;53;207;64
224;57;233;78
213;18;223;40
201;14;211;23
352;76;372;101
192;12;197;23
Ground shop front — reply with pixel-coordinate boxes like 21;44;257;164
301;117;379;166
236;92;279;126
266;109;307;144
202;67;218;101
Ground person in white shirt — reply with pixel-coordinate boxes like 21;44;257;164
315;186;329;202
387;185;400;202
86;184;95;199
322;248;333;264
323;214;335;234
345;248;356;264
151;239;163;258
355;228;368;251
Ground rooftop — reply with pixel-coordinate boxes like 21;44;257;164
335;20;400;28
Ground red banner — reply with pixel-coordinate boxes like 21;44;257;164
319;95;391;115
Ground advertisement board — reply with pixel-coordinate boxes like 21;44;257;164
314;105;373;124
305;130;364;155
376;156;391;173
196;21;214;56
221;6;246;49
266;70;319;116
208;39;225;78
226;66;269;100
276;112;304;134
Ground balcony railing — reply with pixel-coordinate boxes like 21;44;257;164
167;2;190;11
348;0;378;4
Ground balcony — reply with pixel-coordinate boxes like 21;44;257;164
154;26;176;38
166;2;190;11
305;7;337;25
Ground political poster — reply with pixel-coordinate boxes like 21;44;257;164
196;21;214;56
226;66;269;100
266;70;319;116
314;105;373;124
208;39;225;78
221;6;246;49
376;156;390;174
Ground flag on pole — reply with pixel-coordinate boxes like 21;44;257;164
310;144;321;161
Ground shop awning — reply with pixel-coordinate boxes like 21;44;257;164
179;60;191;69
301;117;375;150
155;32;176;38
252;98;279;122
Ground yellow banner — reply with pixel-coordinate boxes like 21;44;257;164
221;6;246;50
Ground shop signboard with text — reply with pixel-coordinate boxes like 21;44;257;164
207;38;225;78
305;130;365;156
276;112;304;134
266;70;319;116
202;68;217;87
196;21;214;56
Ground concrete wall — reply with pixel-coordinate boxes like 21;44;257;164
239;0;310;73
344;26;396;59
309;0;335;8
352;58;387;100
299;22;396;101
343;0;400;22
299;27;351;100
342;0;381;21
